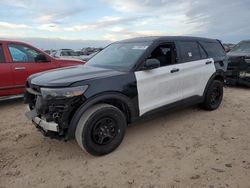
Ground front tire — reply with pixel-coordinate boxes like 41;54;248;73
75;104;126;156
202;80;223;110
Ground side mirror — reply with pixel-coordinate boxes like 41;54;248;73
144;58;160;70
35;54;50;62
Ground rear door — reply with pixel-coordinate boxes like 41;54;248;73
176;41;216;98
0;43;14;96
7;43;58;91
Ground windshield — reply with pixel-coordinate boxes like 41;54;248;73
230;42;250;53
86;42;151;71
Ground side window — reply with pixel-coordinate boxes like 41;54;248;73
199;44;208;59
200;41;225;58
177;41;201;62
0;44;5;63
149;44;175;67
8;44;39;62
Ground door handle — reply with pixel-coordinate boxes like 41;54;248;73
170;68;180;73
206;61;212;65
15;67;26;70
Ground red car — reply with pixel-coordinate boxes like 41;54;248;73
0;40;85;99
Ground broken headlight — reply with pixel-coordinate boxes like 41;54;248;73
41;86;88;99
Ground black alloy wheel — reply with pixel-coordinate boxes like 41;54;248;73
92;117;118;145
75;104;126;156
202;80;223;110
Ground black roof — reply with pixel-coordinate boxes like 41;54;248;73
118;36;218;43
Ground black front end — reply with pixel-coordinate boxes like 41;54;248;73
226;56;250;87
24;81;85;139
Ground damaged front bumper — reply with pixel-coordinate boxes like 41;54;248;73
24;86;85;140
226;70;250;87
226;56;250;87
25;109;59;133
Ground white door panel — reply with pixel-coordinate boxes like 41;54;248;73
135;65;182;116
135;58;216;116
180;58;216;98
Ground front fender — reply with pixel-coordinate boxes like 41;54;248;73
66;92;138;140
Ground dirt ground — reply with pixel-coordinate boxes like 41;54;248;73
0;87;250;188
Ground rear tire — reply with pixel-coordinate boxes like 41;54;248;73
202;80;223;111
75;104;126;156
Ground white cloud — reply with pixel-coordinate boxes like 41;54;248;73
104;29;167;41
37;24;60;32
99;16;122;22
1;0;250;43
65;24;97;32
64;16;136;32
99;0;204;38
0;22;30;29
109;26;125;32
0;33;27;38
0;0;29;8
102;0;188;13
1;0;87;25
102;0;146;12
38;15;55;24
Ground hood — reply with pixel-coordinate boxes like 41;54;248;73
227;51;250;58
227;51;250;65
29;65;125;87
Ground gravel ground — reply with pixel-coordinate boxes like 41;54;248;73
0;87;250;188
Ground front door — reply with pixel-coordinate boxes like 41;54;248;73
7;43;57;92
135;43;183;116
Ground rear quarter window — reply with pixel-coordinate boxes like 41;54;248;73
177;41;201;63
0;44;5;63
200;41;225;58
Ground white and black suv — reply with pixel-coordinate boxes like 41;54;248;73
24;36;228;156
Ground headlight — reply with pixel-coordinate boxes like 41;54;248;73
41;85;88;99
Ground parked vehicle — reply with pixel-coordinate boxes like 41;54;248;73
80;51;98;62
51;49;83;61
81;47;103;55
75;50;85;56
226;40;250;87
44;50;51;55
24;36;227;156
223;43;235;53
0;40;84;99
44;49;56;55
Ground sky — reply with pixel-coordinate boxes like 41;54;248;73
0;0;250;49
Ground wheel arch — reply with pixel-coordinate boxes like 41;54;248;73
66;92;138;140
203;71;225;97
